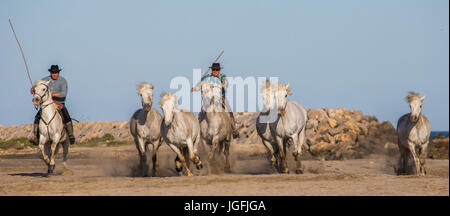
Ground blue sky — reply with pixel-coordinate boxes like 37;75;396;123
0;0;448;130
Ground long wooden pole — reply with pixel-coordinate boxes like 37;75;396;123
9;19;33;87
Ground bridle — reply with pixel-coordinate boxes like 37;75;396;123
34;83;50;104
34;83;62;140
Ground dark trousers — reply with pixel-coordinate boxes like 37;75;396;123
34;104;72;124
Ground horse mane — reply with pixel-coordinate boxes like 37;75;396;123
137;82;154;94
274;83;293;95
34;80;47;87
261;80;272;94
406;91;421;103
160;92;176;107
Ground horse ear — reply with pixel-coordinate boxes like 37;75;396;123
286;83;292;95
421;96;426;101
265;79;271;88
45;79;51;86
262;79;271;93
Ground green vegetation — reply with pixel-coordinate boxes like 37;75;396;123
0;134;132;150
74;133;132;147
0;138;34;150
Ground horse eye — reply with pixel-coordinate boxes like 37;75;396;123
285;95;288;97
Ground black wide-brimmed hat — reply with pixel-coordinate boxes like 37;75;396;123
209;63;222;70
48;65;61;73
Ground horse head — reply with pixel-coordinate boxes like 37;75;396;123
406;91;425;124
201;82;223;112
137;82;154;112
33;80;52;106
160;92;178;126
261;81;292;115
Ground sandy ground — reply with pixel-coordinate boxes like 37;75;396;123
0;144;448;196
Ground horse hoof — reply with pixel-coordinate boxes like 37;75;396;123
48;165;55;174
196;164;203;170
224;167;231;173
295;169;304;174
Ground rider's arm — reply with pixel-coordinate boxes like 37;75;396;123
192;74;209;92
59;77;68;98
221;74;227;91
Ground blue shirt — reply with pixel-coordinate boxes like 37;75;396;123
41;75;68;103
194;73;227;92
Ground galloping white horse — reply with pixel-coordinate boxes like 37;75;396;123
257;81;308;174
199;82;233;172
160;93;203;176
129;83;163;177
32;80;70;175
396;92;431;176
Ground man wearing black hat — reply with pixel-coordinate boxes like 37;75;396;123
192;63;239;138
30;65;76;145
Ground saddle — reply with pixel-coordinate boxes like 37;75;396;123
54;101;64;110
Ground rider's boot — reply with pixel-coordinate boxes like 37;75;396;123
229;112;239;139
198;108;205;122
65;121;76;144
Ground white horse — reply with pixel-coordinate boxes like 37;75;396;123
32;80;70;175
199;82;233;173
160;93;203;176
257;81;308;174
396;92;431;176
129;83;163;177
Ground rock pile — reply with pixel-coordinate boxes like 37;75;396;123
305;108;397;159
233;108;398;160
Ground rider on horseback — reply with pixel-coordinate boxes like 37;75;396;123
191;63;239;138
29;65;76;145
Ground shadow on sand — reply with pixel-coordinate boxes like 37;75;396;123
9;172;49;177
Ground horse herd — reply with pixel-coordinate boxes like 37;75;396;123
31;79;431;177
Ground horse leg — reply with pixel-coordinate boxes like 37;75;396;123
192;137;203;170
408;143;420;176
48;140;59;175
62;138;69;168
419;143;428;176
276;137;288;174
208;137;219;161
38;136;50;166
135;137;148;177
174;156;183;175
168;143;192;176
293;131;304;174
262;140;276;168
151;139;161;177
397;145;407;175
183;147;191;170
224;140;231;173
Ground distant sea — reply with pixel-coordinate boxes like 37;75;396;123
430;131;449;139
